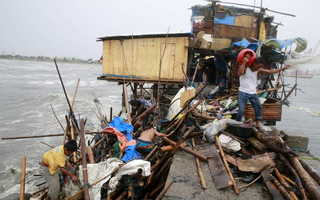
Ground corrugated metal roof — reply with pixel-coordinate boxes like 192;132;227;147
97;32;191;41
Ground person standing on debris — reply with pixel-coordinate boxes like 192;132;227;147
236;55;290;129
136;124;167;154
40;140;79;200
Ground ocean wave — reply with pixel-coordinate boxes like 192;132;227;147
291;105;320;117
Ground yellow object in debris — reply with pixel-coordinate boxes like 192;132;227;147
225;115;232;119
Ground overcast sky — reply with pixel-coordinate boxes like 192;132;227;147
1;0;319;59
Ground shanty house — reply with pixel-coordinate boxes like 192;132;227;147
97;33;190;84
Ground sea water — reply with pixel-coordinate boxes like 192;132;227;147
0;59;319;199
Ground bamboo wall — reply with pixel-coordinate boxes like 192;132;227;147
102;36;189;82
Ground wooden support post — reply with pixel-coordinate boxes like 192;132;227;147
215;134;239;194
192;138;207;189
79;119;90;200
123;84;132;124
110;107;113;123
19;156;26;200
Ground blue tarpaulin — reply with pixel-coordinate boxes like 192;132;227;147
231;38;258;51
214;16;235;25
106;117;141;162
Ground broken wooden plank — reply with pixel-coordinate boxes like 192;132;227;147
207;144;232;189
236;152;276;173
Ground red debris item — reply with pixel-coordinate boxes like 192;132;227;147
237;49;256;66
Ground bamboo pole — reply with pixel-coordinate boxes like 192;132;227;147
40;142;54;148
274;168;299;200
164;97;204;135
110;107;113;122
169;83;208;124
19;156;26;200
50;104;65;133
79;119;90;200
62;115;70;145
32;186;48;196
70;125;77;162
191;138;207;189
37;191;47;200
289;155;320;200
279;155;307;200
162;137;207;161
282;174;297;186
270;174;295;200
2;131;107;140
215;134;239;194
155;180;174;200
71;79;80;109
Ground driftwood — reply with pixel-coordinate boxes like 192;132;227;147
289;155;320;200
278;155;307;200
215;134;239;194
247;137;267;152
270;173;295;200
274;168;299;200
261;170;284;200
299;158;320;186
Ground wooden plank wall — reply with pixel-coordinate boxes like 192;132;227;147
102;37;189;82
244;103;282;121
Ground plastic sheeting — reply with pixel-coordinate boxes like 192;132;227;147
78;158;151;200
166;86;195;120
214;16;235;25
103;117;141;162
